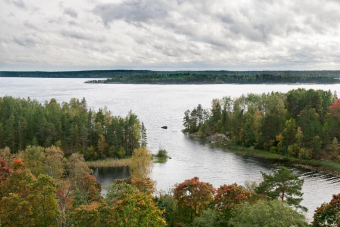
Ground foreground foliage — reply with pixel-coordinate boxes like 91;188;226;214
229;200;309;227
0;153;339;226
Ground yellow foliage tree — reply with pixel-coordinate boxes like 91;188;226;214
130;147;153;179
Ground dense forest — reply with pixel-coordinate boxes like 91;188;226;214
88;72;340;84
0;96;146;160
184;88;340;162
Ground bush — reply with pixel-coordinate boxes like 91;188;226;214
157;149;168;158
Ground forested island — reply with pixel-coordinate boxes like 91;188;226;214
0;95;340;226
87;71;340;84
184;89;340;170
1;70;340;84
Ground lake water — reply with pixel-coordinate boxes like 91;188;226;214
1;77;340;220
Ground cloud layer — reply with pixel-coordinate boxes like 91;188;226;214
1;0;340;70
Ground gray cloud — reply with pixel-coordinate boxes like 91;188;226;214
64;8;78;18
13;37;36;46
4;0;25;9
1;0;340;70
61;30;105;42
93;0;171;26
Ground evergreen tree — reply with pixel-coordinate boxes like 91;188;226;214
256;166;306;211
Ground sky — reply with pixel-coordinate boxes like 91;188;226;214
1;0;340;71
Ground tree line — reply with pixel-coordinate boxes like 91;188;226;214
2;70;340;81
0;96;146;160
87;72;340;84
184;88;340;161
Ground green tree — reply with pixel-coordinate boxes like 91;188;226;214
191;208;221;227
140;122;147;148
256;166;306;211
156;193;178;227
229;199;308;227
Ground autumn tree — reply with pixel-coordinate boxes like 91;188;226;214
329;99;340;119
0;158;59;226
312;193;340;227
20;145;45;176
214;183;250;219
174;177;215;223
44;145;66;179
256;166;306;211
130;147;153;179
112;192;166;227
105;181;139;206
70;202;114;227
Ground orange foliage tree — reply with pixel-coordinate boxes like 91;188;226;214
0;158;59;227
214;183;250;217
70;202;114;227
112;192;166;227
312;193;340;227
174;177;215;223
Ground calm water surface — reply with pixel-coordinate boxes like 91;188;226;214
1;77;340;220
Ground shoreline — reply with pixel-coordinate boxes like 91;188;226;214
190;136;340;177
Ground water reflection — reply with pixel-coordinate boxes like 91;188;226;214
92;166;130;186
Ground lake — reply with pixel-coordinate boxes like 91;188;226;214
1;77;340;220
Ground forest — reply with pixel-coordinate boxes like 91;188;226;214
183;88;340;162
88;72;340;84
0;96;147;160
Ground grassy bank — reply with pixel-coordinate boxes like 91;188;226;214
152;155;168;163
86;158;131;168
208;142;340;176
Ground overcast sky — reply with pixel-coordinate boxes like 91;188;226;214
1;0;340;71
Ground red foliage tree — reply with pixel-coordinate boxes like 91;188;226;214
0;159;11;183
329;99;340;118
214;183;250;214
174;177;215;223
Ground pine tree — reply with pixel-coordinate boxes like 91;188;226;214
256;166;306;211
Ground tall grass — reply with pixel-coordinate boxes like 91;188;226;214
86;158;131;168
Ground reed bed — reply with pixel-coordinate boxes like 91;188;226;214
86;158;131;168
